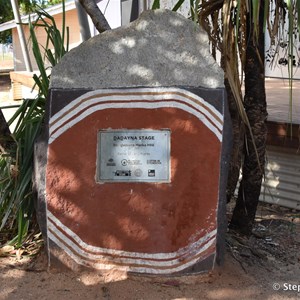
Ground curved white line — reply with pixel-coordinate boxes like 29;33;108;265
49;93;223;133
47;210;216;261
50;87;223;126
49;230;216;274
49;101;222;144
49;88;223;142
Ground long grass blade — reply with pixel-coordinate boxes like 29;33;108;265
0;0;69;247
151;0;160;10
172;0;186;12
297;0;300;33
286;0;294;133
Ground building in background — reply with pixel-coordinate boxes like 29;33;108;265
0;0;141;99
0;0;123;72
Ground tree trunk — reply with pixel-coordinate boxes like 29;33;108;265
229;2;268;235
225;78;245;203
0;109;14;153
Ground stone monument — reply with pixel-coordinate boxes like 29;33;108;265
35;9;231;275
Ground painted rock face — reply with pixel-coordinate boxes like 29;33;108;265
41;86;229;275
35;9;230;275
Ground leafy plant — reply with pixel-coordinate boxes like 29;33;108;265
0;1;68;247
150;0;299;234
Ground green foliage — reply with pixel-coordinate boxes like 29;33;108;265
0;0;13;43
19;0;47;14
19;0;63;14
0;0;13;23
151;0;160;10
0;0;63;44
0;1;68;247
151;0;192;12
172;0;186;12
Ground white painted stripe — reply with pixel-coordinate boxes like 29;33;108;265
49;101;222;144
48;222;215;267
50;87;223;126
49;92;223;133
49;91;223;135
50;89;223;140
49;229;216;274
47;210;216;260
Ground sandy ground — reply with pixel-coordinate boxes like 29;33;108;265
0;203;300;300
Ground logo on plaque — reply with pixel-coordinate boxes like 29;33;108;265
97;129;170;182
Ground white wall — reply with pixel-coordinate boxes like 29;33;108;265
265;33;300;79
264;4;300;80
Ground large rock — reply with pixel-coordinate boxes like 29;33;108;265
35;9;231;275
51;9;224;90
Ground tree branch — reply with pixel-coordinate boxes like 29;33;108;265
78;0;111;33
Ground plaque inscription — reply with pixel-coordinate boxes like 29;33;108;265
97;129;170;182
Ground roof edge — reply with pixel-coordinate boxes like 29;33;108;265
0;0;75;32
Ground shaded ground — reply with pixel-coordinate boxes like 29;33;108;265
0;203;299;300
0;73;11;102
0;74;10;89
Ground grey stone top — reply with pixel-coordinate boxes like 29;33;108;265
50;9;224;90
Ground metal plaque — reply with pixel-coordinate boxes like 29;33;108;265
97;129;170;182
